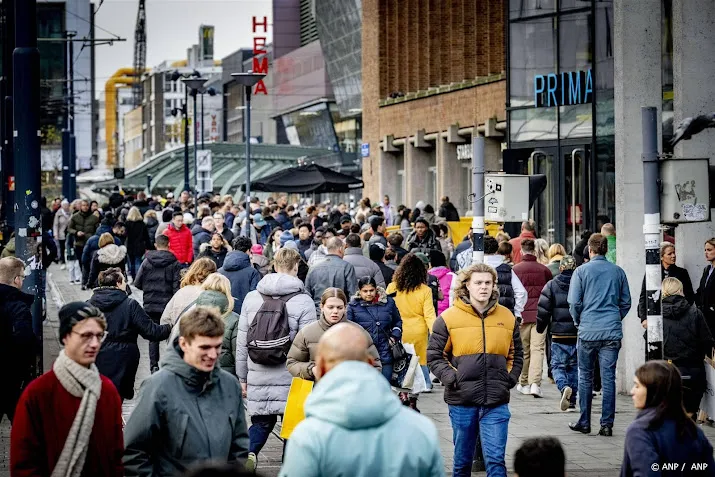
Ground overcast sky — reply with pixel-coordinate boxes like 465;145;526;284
94;0;273;98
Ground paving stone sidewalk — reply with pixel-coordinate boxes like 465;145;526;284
3;268;715;476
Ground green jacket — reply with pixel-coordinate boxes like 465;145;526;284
67;210;99;248
606;235;617;264
219;311;240;377
123;340;249;477
0;236;15;258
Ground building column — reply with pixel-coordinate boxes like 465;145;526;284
672;0;715;281
437;131;463;212
405;139;432;209
484;136;502;172
379;148;401;206
614;0;662;393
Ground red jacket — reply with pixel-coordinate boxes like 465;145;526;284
513;254;553;324
509;231;536;264
11;370;124;477
164;223;193;264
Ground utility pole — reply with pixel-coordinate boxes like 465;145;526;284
471;136;485;265
14;0;44;376
0;0;15;242
183;84;190;192
68;32;77;201
642;106;663;361
62;31;76;200
470;135;486;473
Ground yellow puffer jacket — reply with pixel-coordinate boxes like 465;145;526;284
386;283;436;365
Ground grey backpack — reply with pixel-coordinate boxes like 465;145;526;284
246;292;300;365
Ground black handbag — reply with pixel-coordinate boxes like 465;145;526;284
379;327;410;387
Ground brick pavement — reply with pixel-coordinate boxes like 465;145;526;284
3;268;715;476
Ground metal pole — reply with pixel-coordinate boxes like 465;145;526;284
642;106;663;361
570;148;584;251
183;84;190;192
471;136;485;265
1;0;15;240
69;134;77;201
14;0;43;376
193;90;198;194
61;130;70;198
68;32;76;201
147;173;152;195
201;92;205;150
244;86;252;235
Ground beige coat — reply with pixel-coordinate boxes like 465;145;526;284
286;314;381;381
160;285;202;343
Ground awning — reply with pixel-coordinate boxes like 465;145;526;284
244;163;364;193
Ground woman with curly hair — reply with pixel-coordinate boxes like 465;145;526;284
159;257;217;329
387;253;437;411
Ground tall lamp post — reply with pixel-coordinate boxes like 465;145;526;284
231;72;265;233
197;86;217;149
170;70;201;193
182;77;208;196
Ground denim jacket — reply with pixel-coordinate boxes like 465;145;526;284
567;256;631;341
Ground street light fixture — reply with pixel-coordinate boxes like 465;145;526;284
197;85;217;150
231;72;265;234
182;76;208;194
170;69;202;193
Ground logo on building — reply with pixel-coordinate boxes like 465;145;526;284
252;16;269;95
534;69;593;108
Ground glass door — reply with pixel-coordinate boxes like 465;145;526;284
529;148;559;247
564;147;590;253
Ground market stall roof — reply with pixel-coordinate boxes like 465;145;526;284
90;142;335;196
243;163;364;193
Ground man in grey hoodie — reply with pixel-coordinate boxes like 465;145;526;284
124;307;249;476
305;237;358;311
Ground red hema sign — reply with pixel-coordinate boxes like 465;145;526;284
252;16;268;95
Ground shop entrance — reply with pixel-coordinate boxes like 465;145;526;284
504;144;591;253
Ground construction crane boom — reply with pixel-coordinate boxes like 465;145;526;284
132;0;146;108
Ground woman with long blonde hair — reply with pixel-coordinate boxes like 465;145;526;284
160;257;217;329
124;206;152;281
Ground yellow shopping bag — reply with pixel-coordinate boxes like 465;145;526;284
280;377;314;439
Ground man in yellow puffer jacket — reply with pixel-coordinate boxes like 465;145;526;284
428;263;523;477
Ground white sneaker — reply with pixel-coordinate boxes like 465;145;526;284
530;383;543;398
245;452;257;473
60;264;66;270
516;384;530;395
560;386;572;411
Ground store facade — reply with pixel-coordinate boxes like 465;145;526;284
505;0;615;251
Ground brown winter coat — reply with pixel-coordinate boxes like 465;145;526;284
286;314;381;381
513;254;553;324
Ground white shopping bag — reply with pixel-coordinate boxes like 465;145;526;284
699;352;715;418
395;343;428;394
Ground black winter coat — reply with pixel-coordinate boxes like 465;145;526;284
192;227;213;260
89;287;171;400
536;271;577;338
88;244;128;288
638;264;695;320
347;289;403;364
133;250;181;313
145;218;159;245
697;265;715;334
438;202;460;222
124;220;152;258
0;284;35;418
662;294;715;367
198;245;229;269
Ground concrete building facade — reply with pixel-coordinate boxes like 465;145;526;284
362;0;506;213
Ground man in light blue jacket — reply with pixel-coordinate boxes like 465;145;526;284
567;233;631;437
279;323;444;477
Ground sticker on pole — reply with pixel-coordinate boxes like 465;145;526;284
682;203;707;222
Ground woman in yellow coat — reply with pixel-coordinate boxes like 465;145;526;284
386;253;437;411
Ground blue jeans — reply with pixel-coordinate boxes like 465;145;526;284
421;365;433;390
381;363;393;382
577;339;620;428
249;414;283;455
551;342;578;404
127;254;142;280
449;404;510;477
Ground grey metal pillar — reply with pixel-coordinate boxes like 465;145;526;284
201;92;205;150
642;106;663;361
183;86;190;192
14;0;43;375
62;129;70;199
243;86;253;236
471;136;485;265
192;90;198;194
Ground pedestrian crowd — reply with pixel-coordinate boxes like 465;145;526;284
2;190;715;477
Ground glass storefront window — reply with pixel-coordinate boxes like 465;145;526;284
510;107;558;142
281;103;338;151
509;0;556;20
595;137;615;226
509;18;556;107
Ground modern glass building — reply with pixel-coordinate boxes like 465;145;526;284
505;0;615;250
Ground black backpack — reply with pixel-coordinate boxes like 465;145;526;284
247;292;301;365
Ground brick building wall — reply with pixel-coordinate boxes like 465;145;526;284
362;0;507;209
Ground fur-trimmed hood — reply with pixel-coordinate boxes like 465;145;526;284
350;286;388;306
97;244;127;265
